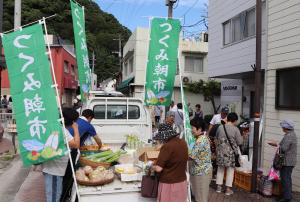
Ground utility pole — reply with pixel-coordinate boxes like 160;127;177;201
0;0;4;97
251;0;262;193
166;0;176;18
113;34;122;73
14;0;21;29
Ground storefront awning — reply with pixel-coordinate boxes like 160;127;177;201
116;77;134;91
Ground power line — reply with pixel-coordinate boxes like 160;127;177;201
181;19;205;28
180;0;200;17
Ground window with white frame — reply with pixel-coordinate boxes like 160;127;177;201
246;8;255;37
232;16;242;42
223;21;231;45
222;2;265;46
184;55;203;73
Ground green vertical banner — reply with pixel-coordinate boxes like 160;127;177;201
144;18;180;106
1;23;67;166
180;84;195;149
71;0;91;102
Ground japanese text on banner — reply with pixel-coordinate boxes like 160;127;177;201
145;18;180;106
71;0;91;102
1;23;66;166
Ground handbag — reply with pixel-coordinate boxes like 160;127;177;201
223;125;241;167
141;173;159;198
273;148;284;170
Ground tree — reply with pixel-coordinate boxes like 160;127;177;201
3;0;131;82
186;79;221;114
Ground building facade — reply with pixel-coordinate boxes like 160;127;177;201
208;0;300;191
262;0;300;191
208;0;267;118
1;44;78;107
118;27;217;116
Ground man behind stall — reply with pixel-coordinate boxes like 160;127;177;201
69;109;102;147
61;109;102;201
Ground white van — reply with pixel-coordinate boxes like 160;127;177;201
79;96;155;202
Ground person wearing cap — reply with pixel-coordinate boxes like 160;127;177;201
268;120;297;202
152;124;189;202
208;106;229;132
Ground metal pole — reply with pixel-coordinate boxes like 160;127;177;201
251;0;262;193
168;0;173;18
0;0;3;97
14;0;21;29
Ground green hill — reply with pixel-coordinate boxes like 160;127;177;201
3;0;131;82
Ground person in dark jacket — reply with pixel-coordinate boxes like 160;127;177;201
152;123;189;202
268;120;297;202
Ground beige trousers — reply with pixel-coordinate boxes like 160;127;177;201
190;169;212;202
216;166;235;187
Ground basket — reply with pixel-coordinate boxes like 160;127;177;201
234;170;252;192
77;176;114;186
79;156;111;169
80;145;100;151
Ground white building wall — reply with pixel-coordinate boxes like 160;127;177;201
263;0;300;192
122;28;214;115
208;0;267;77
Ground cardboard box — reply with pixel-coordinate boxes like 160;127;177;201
138;148;160;162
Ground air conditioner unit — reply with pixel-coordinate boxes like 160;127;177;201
182;76;191;84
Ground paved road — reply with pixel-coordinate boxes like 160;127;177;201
0;157;30;202
1;156;299;202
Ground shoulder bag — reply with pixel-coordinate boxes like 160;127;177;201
273;148;284;170
223;125;241;167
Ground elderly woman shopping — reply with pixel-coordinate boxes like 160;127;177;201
268;120;297;202
152;123;189;202
215;112;244;196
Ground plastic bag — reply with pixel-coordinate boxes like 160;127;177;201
258;176;273;196
268;167;280;181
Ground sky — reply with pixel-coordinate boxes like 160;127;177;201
96;0;208;38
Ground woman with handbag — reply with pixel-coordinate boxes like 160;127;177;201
152;123;189;202
215;112;243;196
268;120;297;202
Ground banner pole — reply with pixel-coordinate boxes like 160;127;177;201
42;17;81;201
177;33;192;202
1;14;56;34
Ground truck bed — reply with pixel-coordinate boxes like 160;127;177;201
79;177;155;202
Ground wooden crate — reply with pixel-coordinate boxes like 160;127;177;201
234;170;252;192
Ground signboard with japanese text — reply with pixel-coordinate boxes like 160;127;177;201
71;0;91;102
180;84;195;150
1;23;67;166
144;18;180;106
